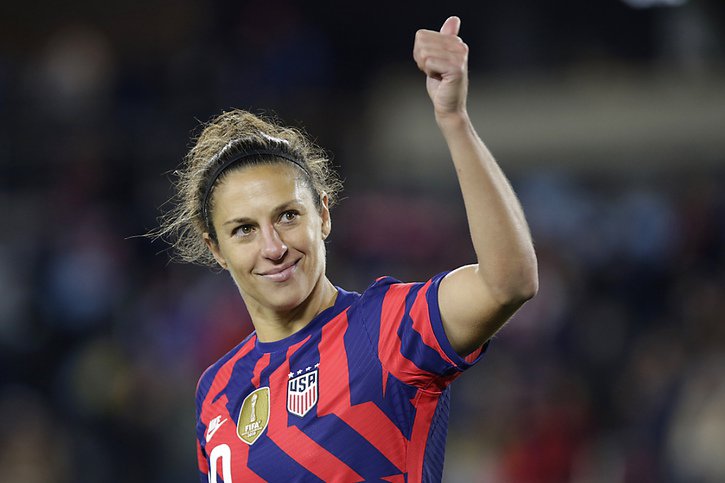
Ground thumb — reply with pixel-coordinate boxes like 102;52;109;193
440;16;461;36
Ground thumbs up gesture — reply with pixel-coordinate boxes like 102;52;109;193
413;16;469;119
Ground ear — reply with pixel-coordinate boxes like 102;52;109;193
320;193;331;240
203;232;228;270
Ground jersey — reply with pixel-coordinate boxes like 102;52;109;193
195;272;486;482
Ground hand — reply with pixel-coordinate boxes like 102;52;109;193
413;16;469;119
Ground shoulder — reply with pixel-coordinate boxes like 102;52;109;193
358;275;406;299
345;272;448;321
357;273;448;303
195;331;257;409
344;276;399;314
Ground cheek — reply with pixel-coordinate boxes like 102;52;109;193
290;220;321;246
289;226;324;262
224;245;257;272
311;229;328;262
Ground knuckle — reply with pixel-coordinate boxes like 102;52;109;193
450;42;468;55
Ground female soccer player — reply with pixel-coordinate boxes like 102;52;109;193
160;16;537;482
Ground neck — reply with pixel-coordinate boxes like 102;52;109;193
248;277;338;343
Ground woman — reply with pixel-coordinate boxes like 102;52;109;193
159;16;537;482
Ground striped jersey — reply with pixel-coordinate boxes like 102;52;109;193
195;272;485;482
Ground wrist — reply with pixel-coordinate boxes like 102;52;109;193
435;109;471;130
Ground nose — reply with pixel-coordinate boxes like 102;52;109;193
260;225;288;261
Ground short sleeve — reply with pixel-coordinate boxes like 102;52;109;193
356;272;487;392
195;368;212;481
197;438;209;481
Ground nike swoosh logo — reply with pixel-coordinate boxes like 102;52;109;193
205;416;228;443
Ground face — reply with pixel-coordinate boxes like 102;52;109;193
204;163;331;315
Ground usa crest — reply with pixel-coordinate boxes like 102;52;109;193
287;368;318;417
237;387;270;445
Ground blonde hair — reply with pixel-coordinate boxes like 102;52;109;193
153;109;342;266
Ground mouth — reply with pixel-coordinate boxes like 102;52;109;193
257;259;300;283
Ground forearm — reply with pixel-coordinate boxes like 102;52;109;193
437;111;538;304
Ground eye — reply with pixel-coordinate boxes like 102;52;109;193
233;224;255;237
279;210;299;223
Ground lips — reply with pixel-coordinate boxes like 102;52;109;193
258;259;299;283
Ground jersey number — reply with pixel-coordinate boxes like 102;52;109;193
209;444;232;482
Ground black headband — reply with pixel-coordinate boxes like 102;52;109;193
201;148;309;231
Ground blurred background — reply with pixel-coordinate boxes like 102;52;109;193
1;0;724;481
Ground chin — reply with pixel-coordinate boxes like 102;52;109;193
262;284;311;312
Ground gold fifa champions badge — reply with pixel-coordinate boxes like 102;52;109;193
237;387;270;445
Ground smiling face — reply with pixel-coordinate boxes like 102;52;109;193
204;163;332;319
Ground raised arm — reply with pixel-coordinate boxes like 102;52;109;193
413;16;538;356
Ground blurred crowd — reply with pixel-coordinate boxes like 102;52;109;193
1;1;724;482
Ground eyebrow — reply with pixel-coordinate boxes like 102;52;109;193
222;199;304;226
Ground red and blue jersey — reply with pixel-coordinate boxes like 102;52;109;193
195;272;486;482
